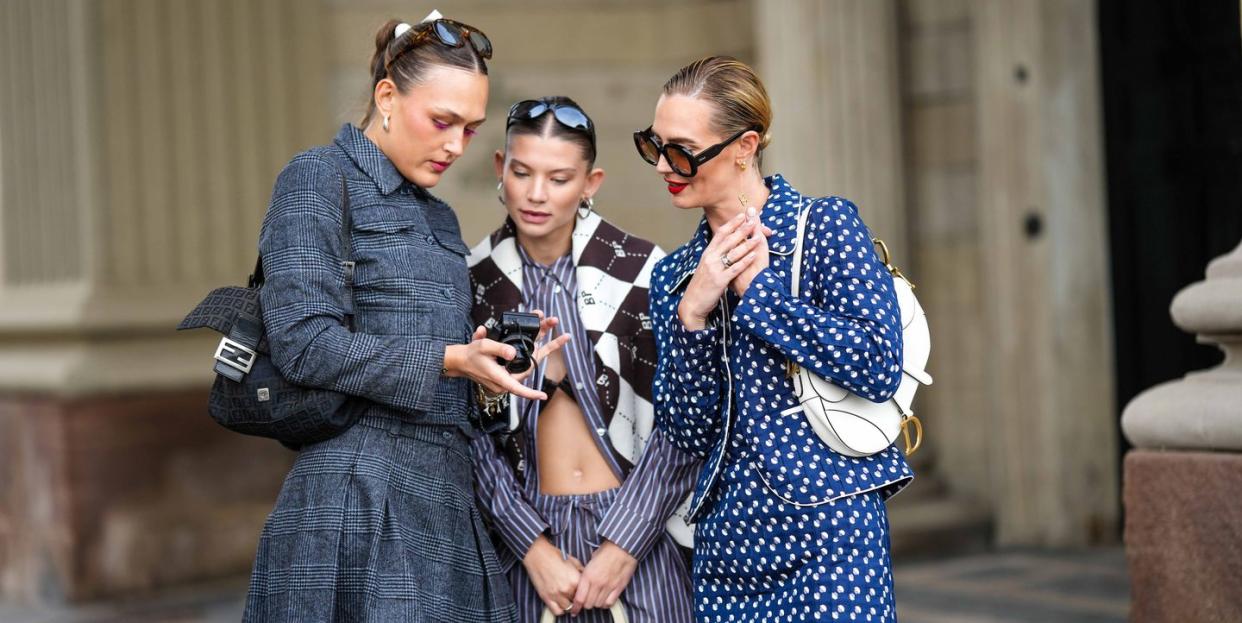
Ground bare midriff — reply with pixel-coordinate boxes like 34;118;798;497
535;348;622;496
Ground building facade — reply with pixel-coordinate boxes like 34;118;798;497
1;0;1236;605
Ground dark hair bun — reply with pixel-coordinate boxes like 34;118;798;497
369;19;402;82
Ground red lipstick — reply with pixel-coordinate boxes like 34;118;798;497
667;182;688;195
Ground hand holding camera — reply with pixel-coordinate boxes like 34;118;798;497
489;311;544;373
442;310;570;402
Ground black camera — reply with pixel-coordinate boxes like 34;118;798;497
489;311;541;373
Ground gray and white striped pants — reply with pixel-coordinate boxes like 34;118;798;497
508;487;694;623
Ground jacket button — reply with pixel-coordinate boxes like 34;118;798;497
425;234;435;244
441;431;452;440
443;287;454;298
596;427;607;437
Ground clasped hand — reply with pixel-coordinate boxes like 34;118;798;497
678;208;773;331
524;536;638;616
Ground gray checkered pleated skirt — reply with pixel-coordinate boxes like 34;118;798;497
243;414;517;622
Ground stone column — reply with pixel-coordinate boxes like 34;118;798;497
1121;240;1242;622
754;0;907;259
0;0;327;602
755;0;999;554
974;0;1117;546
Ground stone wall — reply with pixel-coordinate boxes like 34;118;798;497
0;0;1122;603
0;0;322;602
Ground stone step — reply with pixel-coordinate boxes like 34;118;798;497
888;493;993;559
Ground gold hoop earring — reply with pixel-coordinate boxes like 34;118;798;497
383;115;390;132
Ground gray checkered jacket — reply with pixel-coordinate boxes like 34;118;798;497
258;124;475;431
244;124;514;621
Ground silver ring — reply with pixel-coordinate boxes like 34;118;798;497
720;252;733;268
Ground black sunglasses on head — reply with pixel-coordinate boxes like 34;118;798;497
507;99;596;147
633;125;759;178
386;18;493;73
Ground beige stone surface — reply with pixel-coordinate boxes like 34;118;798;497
898;0;993;510
1170;240;1242;334
1123;240;1242;451
756;0;908;259
974;0;1116;546
0;0;326;394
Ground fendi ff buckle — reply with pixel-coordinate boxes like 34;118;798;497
214;337;257;374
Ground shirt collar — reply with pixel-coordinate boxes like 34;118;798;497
760;173;806;255
516;239;573;273
333;123;408;196
665;173;806;291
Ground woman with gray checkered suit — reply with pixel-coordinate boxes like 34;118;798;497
243;15;566;622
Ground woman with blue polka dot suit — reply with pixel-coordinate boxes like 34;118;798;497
634;56;914;622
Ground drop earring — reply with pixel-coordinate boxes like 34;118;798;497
737;160;748;171
577;197;595;219
382;114;390;132
496;181;505;206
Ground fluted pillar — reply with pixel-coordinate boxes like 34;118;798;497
0;0;328;602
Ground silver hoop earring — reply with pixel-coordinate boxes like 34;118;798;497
382;114;390;132
577;197;595;219
496;180;505;206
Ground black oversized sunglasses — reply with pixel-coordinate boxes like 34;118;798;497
633;125;759;178
386;18;493;73
507;99;596;147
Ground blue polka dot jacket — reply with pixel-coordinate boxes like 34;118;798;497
651;174;914;521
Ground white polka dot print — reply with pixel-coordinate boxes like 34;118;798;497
649;175;914;622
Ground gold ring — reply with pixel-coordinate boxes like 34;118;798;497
720;252;733;268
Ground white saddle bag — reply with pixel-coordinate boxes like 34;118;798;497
787;199;932;457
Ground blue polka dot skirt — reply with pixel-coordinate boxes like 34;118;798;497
692;442;896;623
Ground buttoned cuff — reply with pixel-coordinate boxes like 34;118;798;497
409;338;450;412
670;319;718;375
733;266;787;328
494;500;549;559
597;505;663;561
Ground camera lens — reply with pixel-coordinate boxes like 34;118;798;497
492;311;541;374
502;334;535;373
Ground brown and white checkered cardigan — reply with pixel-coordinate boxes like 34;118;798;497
466;212;664;471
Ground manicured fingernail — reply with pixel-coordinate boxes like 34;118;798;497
747;207;756;218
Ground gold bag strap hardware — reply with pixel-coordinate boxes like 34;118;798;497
872;238;915;289
901;415;923;455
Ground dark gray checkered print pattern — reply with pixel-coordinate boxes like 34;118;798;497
243;124;515;622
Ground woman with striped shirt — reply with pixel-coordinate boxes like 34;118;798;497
469;97;700;622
